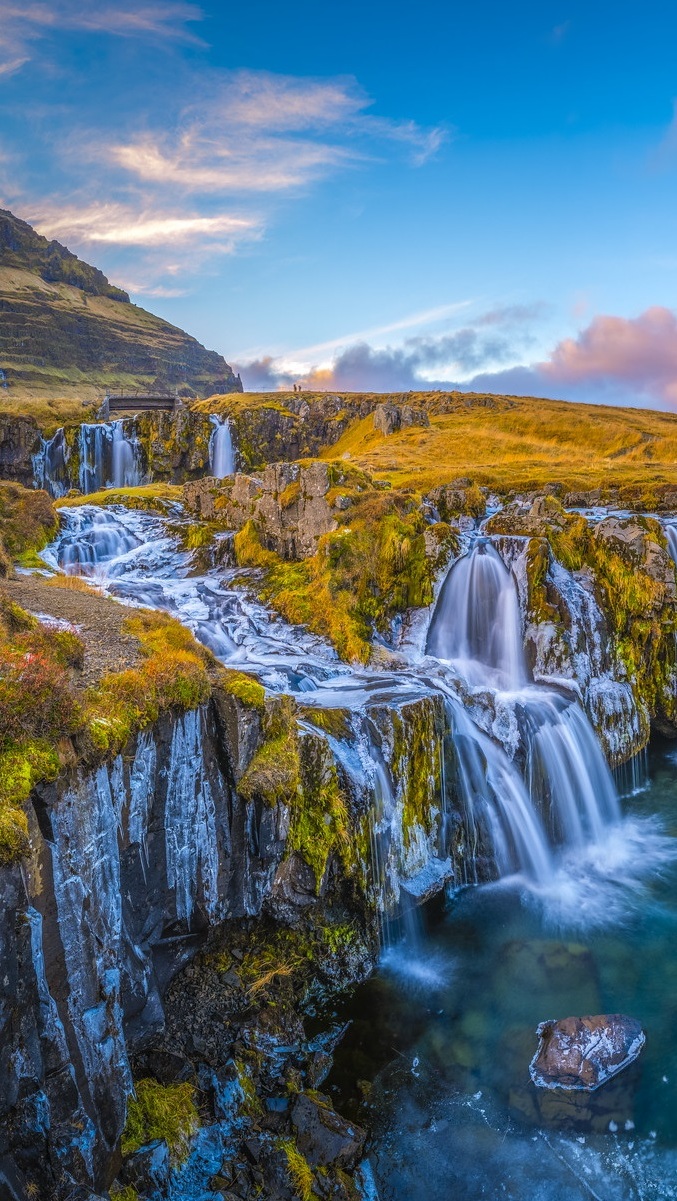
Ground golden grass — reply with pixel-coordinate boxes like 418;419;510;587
321;395;677;493
57;482;183;510
0;395;97;433
246;959;300;997
45;574;102;593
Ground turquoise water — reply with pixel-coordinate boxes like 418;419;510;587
330;739;677;1200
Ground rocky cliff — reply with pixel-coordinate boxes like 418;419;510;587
0;210;242;403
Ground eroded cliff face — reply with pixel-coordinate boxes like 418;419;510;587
0;669;457;1200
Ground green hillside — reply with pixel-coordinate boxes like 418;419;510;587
0;209;242;403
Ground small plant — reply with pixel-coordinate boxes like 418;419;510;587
122;1078;199;1165
278;1138;314;1201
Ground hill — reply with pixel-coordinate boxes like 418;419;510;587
0;209;242;402
199;389;677;496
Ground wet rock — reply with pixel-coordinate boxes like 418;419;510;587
594;515;677;601
291;1092;366;1168
119;1139;171;1194
529;1013;645;1091
0;415;42;485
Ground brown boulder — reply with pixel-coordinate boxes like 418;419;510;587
530;1013;645;1092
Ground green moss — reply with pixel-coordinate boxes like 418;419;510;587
298;705;353;741
0;804;30;865
0;483;57;565
57;482;182;513
390;697;444;850
219;668;266;711
238;695;301;806
235;1060;264;1118
110;1188;140;1201
122;1078;199;1165
288;734;355;891
280;479;301;509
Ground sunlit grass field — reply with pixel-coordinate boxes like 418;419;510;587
320;393;677;492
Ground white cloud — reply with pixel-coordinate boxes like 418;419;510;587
28;201;261;250
104;70;448;196
237;305;542;391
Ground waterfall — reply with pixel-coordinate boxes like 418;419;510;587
426;538;528;689
427;538;621;883
33;427;71;498
209;415;235;478
445;690;553;884
52;506;143;576
79;420;142;493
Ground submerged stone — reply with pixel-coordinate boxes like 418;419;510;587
529;1014;645;1092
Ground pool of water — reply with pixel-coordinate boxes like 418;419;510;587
329;739;677;1200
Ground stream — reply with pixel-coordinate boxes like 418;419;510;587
37;501;677;1200
329;743;677;1200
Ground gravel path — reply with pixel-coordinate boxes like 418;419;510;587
3;575;141;689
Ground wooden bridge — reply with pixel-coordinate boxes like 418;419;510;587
98;391;183;419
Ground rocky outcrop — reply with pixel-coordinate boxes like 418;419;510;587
487;499;677;761
184;460;365;560
373;402;430;435
0;414;41;486
205;393;373;469
0;670;459;1199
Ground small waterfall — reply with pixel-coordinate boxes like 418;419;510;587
53;506;143;576
79;420;142;493
209;415;235;478
426;538;528;689
445;691;553;884
428;538;622;883
520;692;620;845
33;427;71;498
665;523;677;564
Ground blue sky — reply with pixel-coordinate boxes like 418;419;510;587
2;1;677;405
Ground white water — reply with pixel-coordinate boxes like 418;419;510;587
33;427;71;498
427;539;622;884
79;420;143;492
427;538;528;688
41;507;651;907
209;415;235;478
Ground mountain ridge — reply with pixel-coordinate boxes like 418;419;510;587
0;208;242;402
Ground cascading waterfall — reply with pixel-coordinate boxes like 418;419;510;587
33;426;71;498
79;420;143;493
427;537;528;688
209;415;235;478
43;505;624;904
427;538;621;881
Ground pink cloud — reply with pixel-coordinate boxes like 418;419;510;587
238;305;677;412
540;306;677;405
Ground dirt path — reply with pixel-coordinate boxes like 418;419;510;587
3;575;141;689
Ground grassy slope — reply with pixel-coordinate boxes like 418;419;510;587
322;395;677;493
197;390;677;493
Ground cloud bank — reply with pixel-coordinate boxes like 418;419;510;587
238;306;677;411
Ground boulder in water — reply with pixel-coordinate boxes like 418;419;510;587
529;1014;645;1091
